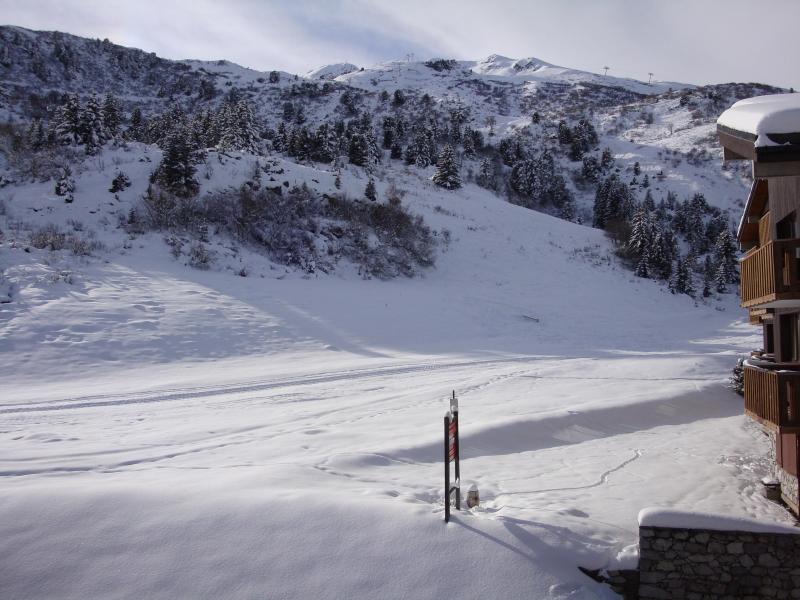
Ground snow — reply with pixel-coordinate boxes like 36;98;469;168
638;507;799;534
0;27;790;597
306;62;360;80
610;544;639;570
0;140;793;599
323;54;690;96
717;93;800;145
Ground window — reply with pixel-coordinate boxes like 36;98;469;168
780;313;800;362
776;211;797;240
765;323;775;354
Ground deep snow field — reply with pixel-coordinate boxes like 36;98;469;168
0;147;794;599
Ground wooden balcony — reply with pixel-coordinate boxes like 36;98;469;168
740;239;800;308
744;363;800;429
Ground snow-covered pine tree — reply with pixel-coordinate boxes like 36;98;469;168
702;255;714;297
217;101;259;153
671;255;692;296
628;205;655;258
713;229;738;290
273;122;289;152
462;128;475;158
600;147;614;170
109;171;131;193
348;133;368;166
593;174;635;230
365;178;377;201
557;120;572;145
102;93;123;138
53;93;82;145
80;94;108;153
636;247;650;278
54;167;75;197
672;254;696;297
127;107;145;141
432;144;461;190
559;194;576;222
477;158;496;190
390;141;403;160
152;128;199;198
649;231;670;280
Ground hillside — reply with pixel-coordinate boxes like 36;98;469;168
0;25;794;600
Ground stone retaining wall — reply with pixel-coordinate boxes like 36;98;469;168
638;524;800;599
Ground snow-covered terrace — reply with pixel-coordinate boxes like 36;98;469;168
718;93;800;147
718;93;800;177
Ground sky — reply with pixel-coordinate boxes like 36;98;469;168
1;0;798;90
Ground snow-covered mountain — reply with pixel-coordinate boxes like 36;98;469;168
0;25;794;600
326;53;688;96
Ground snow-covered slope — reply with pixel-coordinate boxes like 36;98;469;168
324;53;689;95
0;25;794;600
0;138;792;599
305;62;360;80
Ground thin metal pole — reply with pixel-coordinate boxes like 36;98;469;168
444;414;450;523
453;402;461;511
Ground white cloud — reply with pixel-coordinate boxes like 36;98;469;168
0;0;797;89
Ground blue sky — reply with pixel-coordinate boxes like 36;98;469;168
1;0;798;89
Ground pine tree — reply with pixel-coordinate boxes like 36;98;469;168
432;144;461;190
628;205;655;257
600;147;614;170
127;107;145;141
462;128;475;158
102;93;123;137
365;178;377;201
636;247;650;278
593;174;635;230
557;120;573;145
713;230;738;289
560;194;576;221
671;255;694;296
109;171;131;193
152;128;199;198
55;167;75;197
476;158;495;190
348;133;368;166
390;141;403;160
649;231;669;280
273;122;289;152
218;101;259;153
79;94;108;153
54;94;82;145
702;255;714;297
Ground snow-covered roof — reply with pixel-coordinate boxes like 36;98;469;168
638;507;798;534
717;93;800;147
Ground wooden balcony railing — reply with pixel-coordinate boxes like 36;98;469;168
744;364;800;429
740;239;800;308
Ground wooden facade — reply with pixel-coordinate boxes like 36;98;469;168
720;117;800;515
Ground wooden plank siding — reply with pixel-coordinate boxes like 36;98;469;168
740;239;800;307
768;176;800;226
777;431;800;477
759;211;771;245
744;365;800;429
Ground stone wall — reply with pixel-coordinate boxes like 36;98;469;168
767;428;799;514
638;524;800;599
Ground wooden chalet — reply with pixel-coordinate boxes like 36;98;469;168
718;93;800;514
